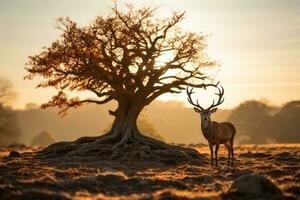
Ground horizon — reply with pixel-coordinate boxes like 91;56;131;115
0;0;299;109
11;97;300;112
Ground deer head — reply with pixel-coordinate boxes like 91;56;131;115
186;84;224;126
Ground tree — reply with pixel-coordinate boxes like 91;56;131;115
0;105;20;146
25;5;216;162
31;131;56;146
0;78;19;146
0;77;16;105
227;100;275;144
273;101;300;143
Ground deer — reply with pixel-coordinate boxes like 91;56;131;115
186;84;236;167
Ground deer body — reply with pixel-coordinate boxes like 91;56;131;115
201;121;235;145
187;84;236;167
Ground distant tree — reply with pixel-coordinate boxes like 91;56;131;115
31;131;56;146
0;77;16;105
273;101;300;143
25;5;216;160
0;78;19;146
25;103;39;110
227;100;275;144
137;114;164;141
0;105;20;146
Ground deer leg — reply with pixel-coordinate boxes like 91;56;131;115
209;144;214;166
230;138;234;166
224;142;231;166
215;143;219;167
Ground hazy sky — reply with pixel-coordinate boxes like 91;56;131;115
0;0;299;109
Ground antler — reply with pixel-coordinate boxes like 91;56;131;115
207;85;225;110
186;84;225;111
186;86;205;111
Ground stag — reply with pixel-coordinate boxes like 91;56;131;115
186;84;236;167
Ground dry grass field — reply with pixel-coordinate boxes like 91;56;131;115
0;144;299;200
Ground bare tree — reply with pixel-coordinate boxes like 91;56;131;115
0;78;19;146
0;78;16;104
25;5;217;162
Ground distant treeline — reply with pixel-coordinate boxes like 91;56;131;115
0;104;19;146
0;100;299;146
0;78;19;146
228;100;300;144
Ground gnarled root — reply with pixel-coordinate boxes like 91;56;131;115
38;129;204;166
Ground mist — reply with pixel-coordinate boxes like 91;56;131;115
6;99;298;146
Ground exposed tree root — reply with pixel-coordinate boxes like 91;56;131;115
39;130;205;166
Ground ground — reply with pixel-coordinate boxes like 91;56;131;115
0;143;299;200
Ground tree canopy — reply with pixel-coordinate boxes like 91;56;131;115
25;5;215;115
274;101;300;143
227;100;275;144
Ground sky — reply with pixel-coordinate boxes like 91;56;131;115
0;0;299;109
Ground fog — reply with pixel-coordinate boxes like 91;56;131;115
0;99;298;146
15;101;229;145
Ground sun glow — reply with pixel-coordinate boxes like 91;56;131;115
154;51;175;67
1;0;299;109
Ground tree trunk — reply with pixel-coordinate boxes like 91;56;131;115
108;100;143;149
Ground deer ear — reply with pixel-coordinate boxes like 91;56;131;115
211;108;218;113
193;107;201;113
